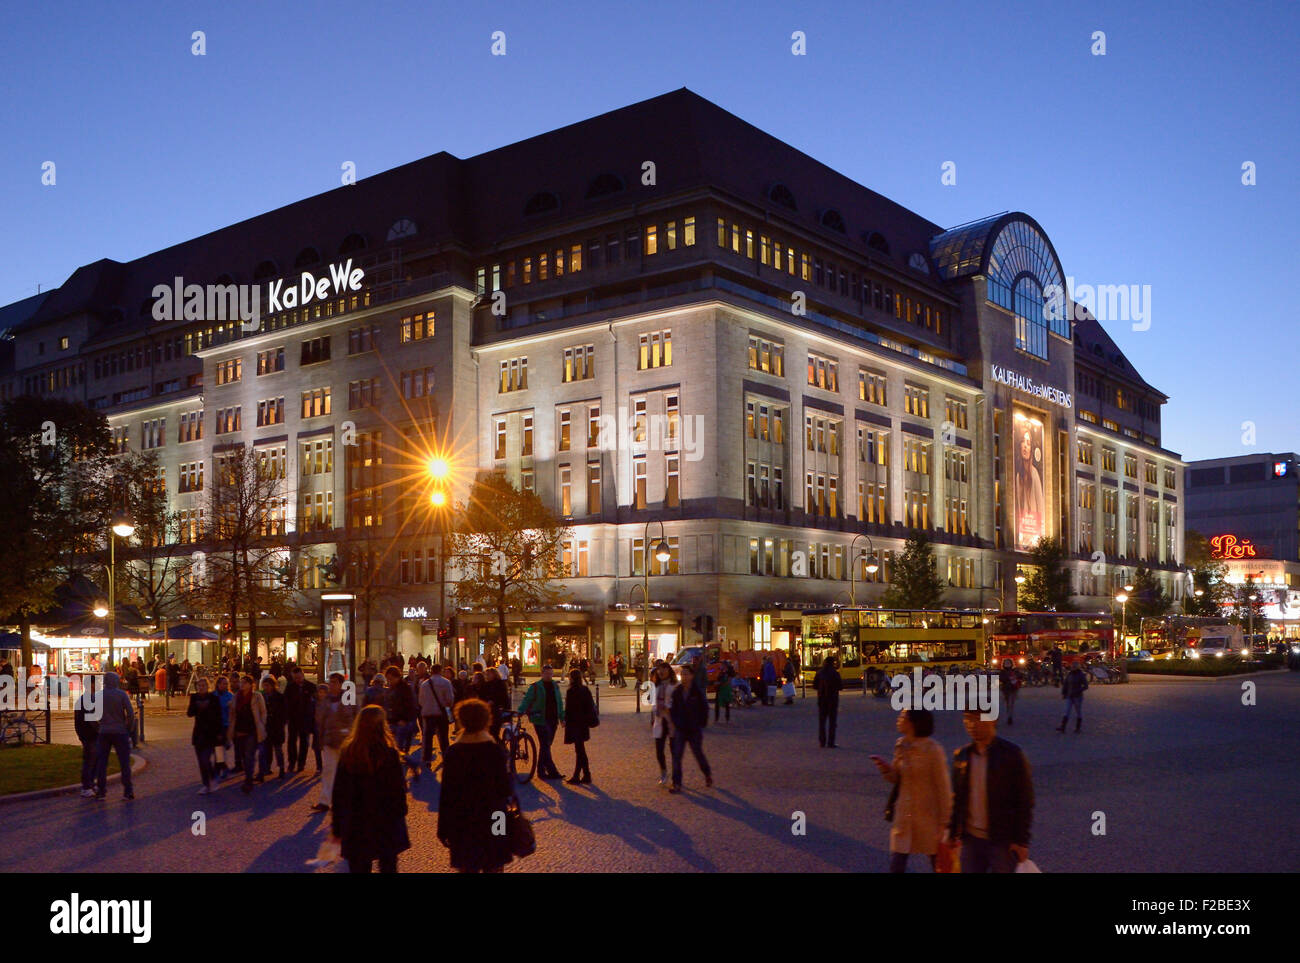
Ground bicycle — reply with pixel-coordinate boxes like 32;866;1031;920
498;710;538;784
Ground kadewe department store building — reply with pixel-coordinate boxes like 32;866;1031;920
0;90;1187;665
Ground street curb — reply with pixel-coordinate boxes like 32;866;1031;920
0;752;149;805
1127;669;1287;683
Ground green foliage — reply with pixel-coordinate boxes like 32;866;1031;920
447;472;572;660
1127;657;1279;676
0;397;112;666
881;531;945;610
1019;537;1073;611
1128;566;1171;620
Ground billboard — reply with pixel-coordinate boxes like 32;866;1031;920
1013;410;1046;551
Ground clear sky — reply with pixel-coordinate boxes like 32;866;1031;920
2;0;1295;461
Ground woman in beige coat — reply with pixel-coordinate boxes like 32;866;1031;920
871;708;952;872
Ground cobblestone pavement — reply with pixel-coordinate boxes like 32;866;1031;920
4;674;1298;872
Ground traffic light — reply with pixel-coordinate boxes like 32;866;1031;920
692;615;704;635
703;615;715;643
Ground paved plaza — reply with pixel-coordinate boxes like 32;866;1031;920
2;673;1298;873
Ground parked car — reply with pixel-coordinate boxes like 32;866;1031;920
1127;650;1155;662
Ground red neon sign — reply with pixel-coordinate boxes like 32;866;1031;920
1209;534;1257;559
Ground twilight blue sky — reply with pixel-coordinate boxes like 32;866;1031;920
2;1;1295;461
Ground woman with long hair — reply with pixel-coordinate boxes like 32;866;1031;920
186;676;224;794
330;705;411;873
437;698;514;873
563;668;597;784
652;662;677;787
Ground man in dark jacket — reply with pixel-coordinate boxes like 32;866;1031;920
74;682;100;797
284;668;316;773
948;710;1033;873
760;655;778;706
93;671;136;800
814;656;842;748
667;664;713;793
166;656;180;695
1057;661;1090;733
258;674;288;779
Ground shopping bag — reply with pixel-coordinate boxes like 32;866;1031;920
306;836;342;869
1014;858;1042;873
782;682;796;699
935;839;958;873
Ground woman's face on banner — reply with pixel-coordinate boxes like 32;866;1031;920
1020;429;1032;462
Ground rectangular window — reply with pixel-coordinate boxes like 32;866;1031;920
494;419;507;460
638;330;672;369
944;396;968;430
300;388;331;419
348;378;380;410
300;337;330;366
1102;447;1117;472
748;336;785;376
807;352;839;391
634;456;647;509
347;325;378;354
1078;440;1094;466
178;410;204;443
499;357;529;392
559;466;572;516
683;216;696;246
215;358;242;386
1124;453;1138;479
645;225;658;256
256;398;284;427
665;221;677;251
587;405;601;448
558;409;571;452
858;368;887;406
522;414;534;457
666;454;680;508
400;367;434;399
215;407;242;434
587;461;601;513
400;312;433;343
904;384;930;419
562;344;595;382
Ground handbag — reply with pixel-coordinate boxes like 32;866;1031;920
935;838;958;873
505;795;535;859
884;777;900;822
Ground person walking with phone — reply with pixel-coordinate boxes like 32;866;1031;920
871;709;951;873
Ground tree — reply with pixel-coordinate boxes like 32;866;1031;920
1019;537;1073;612
446;472;572;663
1228;575;1268;637
881;531;945;610
196;444;295;660
111;451;190;630
1127;566;1171;621
1183;529;1231;616
0;396;112;666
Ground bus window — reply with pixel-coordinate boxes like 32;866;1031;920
839;643;861;667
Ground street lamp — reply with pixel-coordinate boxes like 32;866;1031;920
635;520;671;714
848;533;879;607
1013;571;1026;612
1116;592;1129;651
102;510;135;668
424;453;454;663
1248;593;1259;649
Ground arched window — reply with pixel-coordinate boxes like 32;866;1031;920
339;233;367;255
585;173;624;199
387;219;417;241
865;231;890;255
294;247;321;269
768;183;797;210
524;191;560;216
819;209;846;233
1014;275;1048;360
253;260;279;281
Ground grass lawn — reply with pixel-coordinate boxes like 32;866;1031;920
0;744;120;795
1128;657;1282;677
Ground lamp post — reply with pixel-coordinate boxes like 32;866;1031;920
636;520;672;715
426;455;452;664
1115;592;1129;652
1248;592;1259;649
848;533;879;607
1013;572;1026;611
95;511;135;668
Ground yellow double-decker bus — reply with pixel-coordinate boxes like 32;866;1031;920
800;608;986;685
